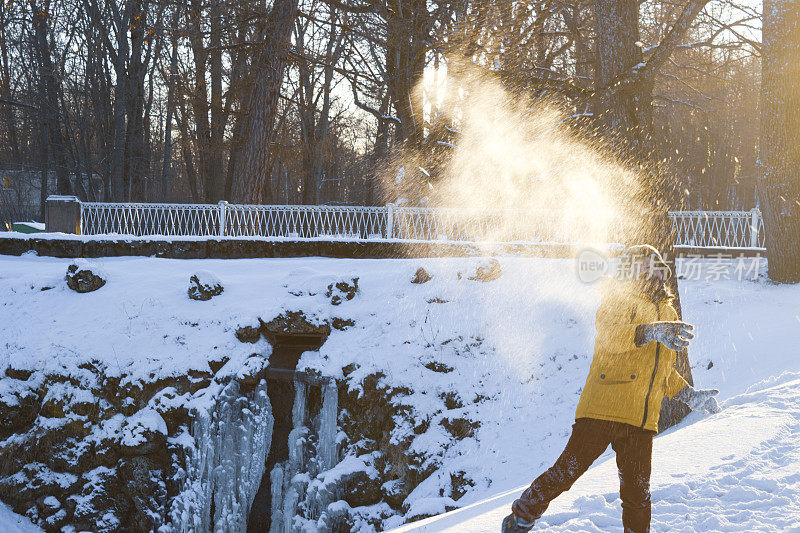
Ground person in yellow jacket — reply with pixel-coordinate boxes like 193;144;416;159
502;245;720;533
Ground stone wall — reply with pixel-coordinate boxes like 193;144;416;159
0;235;600;259
0;234;762;260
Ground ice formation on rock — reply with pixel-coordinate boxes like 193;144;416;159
269;379;342;532
316;382;338;473
170;379;273;533
270;380;308;533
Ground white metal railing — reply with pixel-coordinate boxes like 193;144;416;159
670;209;764;250
80;202;221;236
79;201;765;250
225;204;387;239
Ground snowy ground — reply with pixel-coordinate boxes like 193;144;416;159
394;266;800;532
393;373;800;532
0;502;41;532
1;253;798;531
1;253;600;530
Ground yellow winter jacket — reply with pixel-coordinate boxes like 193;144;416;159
575;279;689;432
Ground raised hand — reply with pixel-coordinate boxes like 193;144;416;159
637;321;695;351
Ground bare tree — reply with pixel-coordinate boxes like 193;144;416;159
0;0;770;214
230;0;299;203
758;0;800;282
30;0;72;204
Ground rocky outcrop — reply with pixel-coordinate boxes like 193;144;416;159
333;371;478;521
187;271;223;301
468;258;502;282
65;260;106;293
0;356;255;532
0;304;483;532
411;268;432;284
235;311;356;346
326;278;359;305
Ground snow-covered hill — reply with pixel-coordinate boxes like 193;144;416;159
0;253;602;530
0;253;797;531
393;371;800;532
393;266;800;532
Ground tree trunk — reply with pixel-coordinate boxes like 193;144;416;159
126;0;148;201
38;122;49;221
367;94;391;206
0;15;21;163
177;101;200;202
592;0;654;157
230;0;298;203
160;9;179;201
188;0;212;202
758;0;800;283
208;0;224;202
591;0;701;429
296;21;317;205
31;0;72;196
108;3;132;201
385;0;427;149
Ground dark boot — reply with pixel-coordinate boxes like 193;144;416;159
501;514;534;533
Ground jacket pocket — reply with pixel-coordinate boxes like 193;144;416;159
596;367;639;385
584;366;643;420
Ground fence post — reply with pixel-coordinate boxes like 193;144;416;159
45;195;82;234
750;207;759;248
218;200;228;237
386;203;395;239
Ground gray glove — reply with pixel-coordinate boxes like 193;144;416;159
676;386;721;413
636;321;694;351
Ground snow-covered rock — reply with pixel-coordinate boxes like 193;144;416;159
467;258;502;282
187;270;223;301
325;277;359;305
411;268;433;284
65;259;107;293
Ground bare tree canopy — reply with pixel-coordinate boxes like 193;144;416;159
0;0;762;208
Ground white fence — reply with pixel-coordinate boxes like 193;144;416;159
79;201;765;251
670;209;763;250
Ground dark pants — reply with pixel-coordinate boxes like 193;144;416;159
512;417;654;533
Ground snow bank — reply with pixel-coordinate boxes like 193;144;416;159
393;373;800;532
390;261;800;532
0;501;41;533
0;253;600;529
1;253;795;531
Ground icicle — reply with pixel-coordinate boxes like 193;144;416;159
269;464;285;533
270;380;311;533
170;403;215;532
212;381;274;532
292;379;307;428
282;483;300;533
316;381;338;473
265;379;339;533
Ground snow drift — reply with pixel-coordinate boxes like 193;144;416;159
0;253;796;532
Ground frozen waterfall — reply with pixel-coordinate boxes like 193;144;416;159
170;378;274;533
316;382;338;472
270;379;340;533
167;374;339;533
